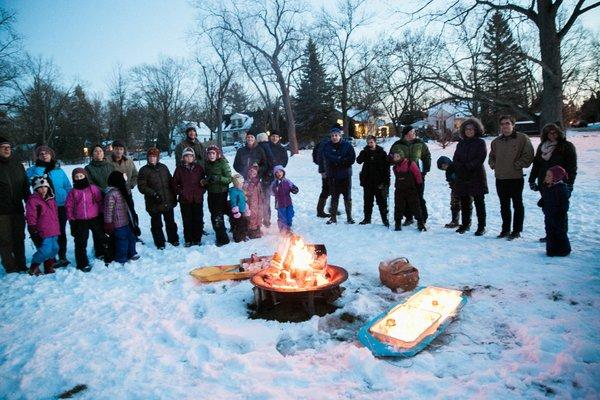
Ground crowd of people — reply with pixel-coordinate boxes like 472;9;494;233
0;114;577;276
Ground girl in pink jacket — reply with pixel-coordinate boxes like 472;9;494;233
26;176;60;275
64;167;104;272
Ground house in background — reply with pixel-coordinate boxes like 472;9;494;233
222;113;254;145
171;121;213;149
335;108;392;138
426;101;473;134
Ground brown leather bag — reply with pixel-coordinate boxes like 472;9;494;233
378;257;419;292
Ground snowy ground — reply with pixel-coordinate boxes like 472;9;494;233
1;132;599;399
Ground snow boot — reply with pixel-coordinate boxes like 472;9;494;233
394;222;402;231
508;231;521;241
444;220;459;228
345;200;355;224
456;225;470;234
28;263;42;276
539;236;547;242
497;231;510;238
326;216;337;224
417;220;427;232
43;259;56;274
474;227;486;236
77;265;92;273
55;258;70;268
403;218;414;226
359;218;371;225
316;197;330;218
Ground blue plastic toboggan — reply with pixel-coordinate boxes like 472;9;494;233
358;288;468;358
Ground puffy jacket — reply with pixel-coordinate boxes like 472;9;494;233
258;142;274;180
104;188;130;228
271;178;298;209
85;159;115;191
26;192;60;238
356;145;390;188
65;184;103;221
204;158;232;193
26;163;72;207
137;162;177;213
233;144;267;179
453;137;489;197
388;138;431;174
243;177;263;229
173;164;206;204
175;139;205;168
393;159;422;192
0;155;30;215
269;142;289;168
228;187;247;213
320;139;356;180
110;155;139;190
489;131;534;179
530;136;577;187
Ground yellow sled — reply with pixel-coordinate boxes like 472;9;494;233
189;264;254;283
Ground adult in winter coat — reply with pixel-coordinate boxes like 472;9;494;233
233;133;268;180
85;144;115;191
0;136;30;273
356;135;390;226
388;125;431;224
173;147;206;247
268;130;289;168
137;147;179;249
257;132;275;227
320;126;356;224
488;115;534;240
65;168;104;272
540;165;571;257
452;118;489;236
174;123;205;168
26;176;60;275
104;171;138;263
204;145;232;246
27;145;72;266
313;135;332;218
110;140;140;238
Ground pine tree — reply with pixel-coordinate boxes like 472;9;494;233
480;11;531;132
225;82;252;113
294;38;336;141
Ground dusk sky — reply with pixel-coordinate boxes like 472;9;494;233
3;0;599;95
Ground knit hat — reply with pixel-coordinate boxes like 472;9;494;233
0;136;10;146
330;124;343;135
402;125;414;137
232;173;244;187
206;145;222;159
273;165;285;177
31;175;51;191
185;122;197;134
72;167;88;180
34;145;56;160
147;147;160;159
548;165;568;184
437;156;452;170
112;140;126;149
181;147;195;160
256;132;269;142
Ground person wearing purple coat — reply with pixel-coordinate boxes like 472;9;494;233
452;118;489;236
270;165;299;233
25;176;61;275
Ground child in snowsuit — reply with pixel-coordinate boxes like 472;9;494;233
437;156;463;228
391;156;426;232
205;145;232;247
540;165;571;257
65;168;104;272
271;165;299;233
104;171;138;264
26;176;60;275
173;147;206;247
243;164;263;239
229;174;248;242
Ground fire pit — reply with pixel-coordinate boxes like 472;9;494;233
250;235;348;319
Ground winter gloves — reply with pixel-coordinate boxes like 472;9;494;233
291;185;299;194
529;181;539;191
207;175;220;184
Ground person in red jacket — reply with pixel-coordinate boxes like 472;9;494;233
65;168;104;272
26;176;60;275
391;155;426;232
173;147;206;247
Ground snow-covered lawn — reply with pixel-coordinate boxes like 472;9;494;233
1;133;599;399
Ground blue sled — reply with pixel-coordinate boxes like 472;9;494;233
358;289;468;358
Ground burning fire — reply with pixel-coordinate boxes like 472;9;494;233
369;286;464;349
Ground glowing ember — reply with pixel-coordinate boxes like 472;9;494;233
369;286;464;349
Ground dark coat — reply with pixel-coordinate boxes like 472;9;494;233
356;145;390;188
453;137;489;197
530;135;577;187
312;138;328;173
269;142;289;168
137;162;177;213
320;139;356;180
541;182;571;256
233;144;267;179
0;155;30;215
258;142;274;176
388;138;431;174
173;164;206;204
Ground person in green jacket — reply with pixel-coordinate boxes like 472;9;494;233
388;126;431;224
204;145;231;246
85;144;115;192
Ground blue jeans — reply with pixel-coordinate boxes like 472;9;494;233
114;225;137;263
32;236;59;265
277;206;294;232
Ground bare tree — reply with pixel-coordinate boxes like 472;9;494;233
413;0;600;126
130;57;197;152
198;0;306;154
318;0;377;135
0;8;22;105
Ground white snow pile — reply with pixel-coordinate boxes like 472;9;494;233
1;132;599;399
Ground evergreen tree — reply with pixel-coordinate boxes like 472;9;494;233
480;11;531;132
578;92;600;124
225;82;252;113
294;38;336;141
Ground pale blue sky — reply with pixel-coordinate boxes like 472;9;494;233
2;0;599;96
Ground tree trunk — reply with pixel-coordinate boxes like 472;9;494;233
341;77;350;136
274;64;298;154
537;4;563;127
217;99;224;148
